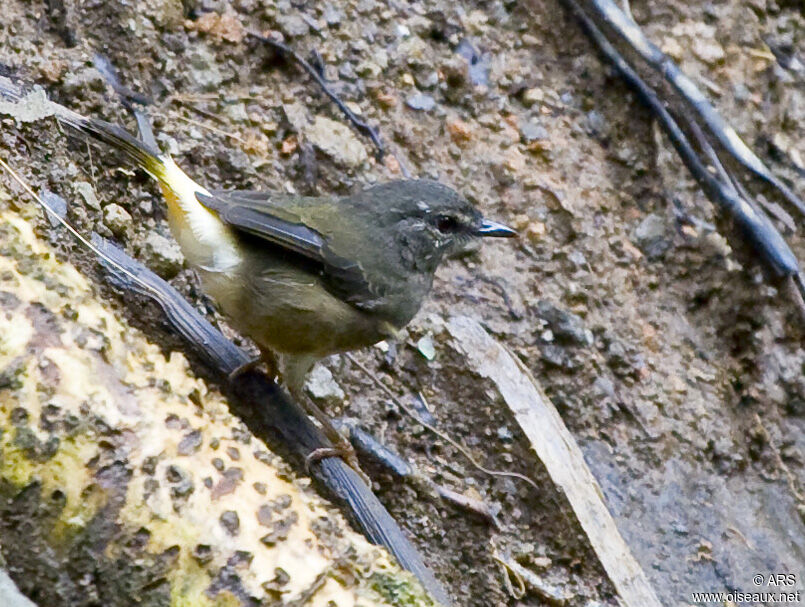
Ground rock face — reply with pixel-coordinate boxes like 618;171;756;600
0;199;436;607
305;115;368;168
1;0;805;604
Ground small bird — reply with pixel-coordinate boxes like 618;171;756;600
0;79;516;475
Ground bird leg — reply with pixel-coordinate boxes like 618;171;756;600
274;353;372;485
299;396;371;486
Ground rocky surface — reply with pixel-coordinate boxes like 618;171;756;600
0;198;434;606
0;0;804;605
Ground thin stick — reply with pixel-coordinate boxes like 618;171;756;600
342;421;500;525
247;30;385;158
492;553;526;600
493;550;571;605
93;53;153;108
345;352;541;492
0;156;159;298
587;0;805;217
559;0;799;280
686;114;796;233
171;98;229;125
784;275;805;324
174;114;251;146
448;315;662;607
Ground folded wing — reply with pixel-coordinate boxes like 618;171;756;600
197;190;384;310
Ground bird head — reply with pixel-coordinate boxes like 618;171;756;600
365;180;516;272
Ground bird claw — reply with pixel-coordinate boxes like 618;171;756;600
305;445;371;487
227;357;264;382
228;349;280;383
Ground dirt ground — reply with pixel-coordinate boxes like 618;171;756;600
1;0;804;605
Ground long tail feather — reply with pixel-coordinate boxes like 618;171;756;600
0;76;165;179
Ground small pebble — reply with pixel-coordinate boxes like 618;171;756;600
406;93;436;111
140;232;184;279
220;510;240;535
520;121;548;142
416;334;436;360
103;203;132;238
305;364;345;403
73;181;102;211
447;119;473;143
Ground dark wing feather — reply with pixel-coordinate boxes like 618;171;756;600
197;190;382;310
197;190;325;258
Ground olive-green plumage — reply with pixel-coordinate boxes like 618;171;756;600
196;180;515;389
0;77;516;399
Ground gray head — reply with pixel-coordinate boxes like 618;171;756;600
352;179;516;273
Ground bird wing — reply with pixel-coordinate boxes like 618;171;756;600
196;189;384;310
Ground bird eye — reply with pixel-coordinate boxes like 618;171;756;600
435;214;459;233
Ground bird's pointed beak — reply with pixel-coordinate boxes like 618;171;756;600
476;218;518;238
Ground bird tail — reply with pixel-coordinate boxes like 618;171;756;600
0;76;166;180
0;76;242;271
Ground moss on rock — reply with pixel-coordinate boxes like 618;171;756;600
0;199;439;607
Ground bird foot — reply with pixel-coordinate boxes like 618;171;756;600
305;442;371;487
228;349;280;383
227;357;265;382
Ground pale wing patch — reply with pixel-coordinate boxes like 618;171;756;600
160;158;241;272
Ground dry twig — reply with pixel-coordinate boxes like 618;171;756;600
557;0;805;317
447;315;662;607
587;0;805;216
346;352;541;493
246;30;386;159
